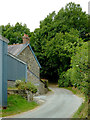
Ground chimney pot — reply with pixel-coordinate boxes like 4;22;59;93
24;34;28;37
23;34;30;44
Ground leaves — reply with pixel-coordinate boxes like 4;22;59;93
0;22;31;44
30;2;88;81
58;42;88;94
0;2;88;83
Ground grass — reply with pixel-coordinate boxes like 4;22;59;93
2;94;38;117
73;97;88;118
8;87;18;90
63;87;88;119
0;109;2;117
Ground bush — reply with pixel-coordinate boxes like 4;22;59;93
70;42;88;94
58;72;65;87
18;81;27;90
58;69;72;87
26;82;37;93
15;80;22;87
18;81;37;93
58;42;88;95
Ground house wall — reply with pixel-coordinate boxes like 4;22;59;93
27;70;48;94
17;46;40;81
17;46;47;94
27;70;40;84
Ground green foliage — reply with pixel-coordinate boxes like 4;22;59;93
0;22;31;44
58;69;72;87
71;42;88;94
26;82;37;93
44;29;83;81
58;42;88;95
15;80;22;87
18;81;26;90
30;2;88;81
17;81;37;93
0;2;88;83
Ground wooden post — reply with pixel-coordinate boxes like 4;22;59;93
0;35;9;108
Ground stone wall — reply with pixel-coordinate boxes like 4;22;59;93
8;80;15;87
8;90;33;102
37;82;48;95
17;46;40;78
17;45;48;94
27;71;48;94
27;70;40;83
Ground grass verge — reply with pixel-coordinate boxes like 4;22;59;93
0;109;2;117
63;87;88;119
2;94;38;117
8;87;18;90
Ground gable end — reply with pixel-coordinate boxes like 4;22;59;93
16;44;41;68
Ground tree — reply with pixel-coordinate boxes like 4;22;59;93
0;22;31;44
44;29;83;81
30;2;88;82
58;42;88;94
0;2;88;83
54;2;88;39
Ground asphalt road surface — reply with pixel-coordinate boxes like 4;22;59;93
7;86;83;118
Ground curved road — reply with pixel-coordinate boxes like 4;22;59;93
8;86;83;118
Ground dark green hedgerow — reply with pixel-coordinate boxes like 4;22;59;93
58;42;88;95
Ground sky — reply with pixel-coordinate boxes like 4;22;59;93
0;0;89;32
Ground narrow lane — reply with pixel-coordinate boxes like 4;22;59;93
7;87;83;118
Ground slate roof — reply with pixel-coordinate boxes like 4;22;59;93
0;35;9;43
8;44;26;56
8;43;41;68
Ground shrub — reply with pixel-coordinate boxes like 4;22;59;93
58;42;88;95
15;80;22;87
58;69;72;87
18;81;37;93
58;72;65;87
18;81;27;90
26;82;37;93
70;42;88;94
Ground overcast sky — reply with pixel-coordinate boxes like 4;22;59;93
0;0;89;32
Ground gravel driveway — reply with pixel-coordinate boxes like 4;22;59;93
6;86;83;118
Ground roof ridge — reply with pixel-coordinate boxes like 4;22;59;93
8;43;25;46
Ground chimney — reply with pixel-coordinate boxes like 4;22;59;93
22;34;30;44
